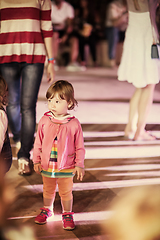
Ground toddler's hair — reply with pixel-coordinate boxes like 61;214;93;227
0;75;8;106
46;80;78;110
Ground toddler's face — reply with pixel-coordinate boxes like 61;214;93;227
48;93;70;118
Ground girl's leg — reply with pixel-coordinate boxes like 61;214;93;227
43;176;57;211
58;178;73;213
125;88;142;138
134;84;155;140
58;178;75;230
35;177;56;224
61;199;73;213
43;197;55;210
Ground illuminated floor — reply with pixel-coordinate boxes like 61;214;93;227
6;66;160;240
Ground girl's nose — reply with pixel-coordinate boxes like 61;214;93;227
51;101;56;107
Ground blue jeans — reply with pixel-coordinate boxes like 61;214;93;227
0;62;44;159
105;27;119;60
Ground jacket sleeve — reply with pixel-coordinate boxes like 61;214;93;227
33;118;44;164
74;120;85;168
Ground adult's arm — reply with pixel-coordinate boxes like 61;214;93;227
40;0;55;83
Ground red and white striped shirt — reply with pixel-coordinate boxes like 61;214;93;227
0;0;53;64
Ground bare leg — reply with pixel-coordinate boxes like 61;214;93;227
125;88;141;138
134;84;155;140
69;37;79;63
61;199;73;213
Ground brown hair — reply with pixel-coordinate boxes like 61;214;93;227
0;75;8;107
46;80;78;110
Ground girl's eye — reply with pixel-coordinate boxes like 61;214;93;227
56;100;59;103
48;99;51;102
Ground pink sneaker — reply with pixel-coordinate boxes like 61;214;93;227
35;208;52;224
62;212;75;230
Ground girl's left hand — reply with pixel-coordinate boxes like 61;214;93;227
73;166;85;181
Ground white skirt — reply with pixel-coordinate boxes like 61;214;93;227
118;11;160;88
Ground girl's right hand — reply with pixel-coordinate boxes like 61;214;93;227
34;163;43;174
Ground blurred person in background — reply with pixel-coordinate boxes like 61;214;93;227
0;0;55;175
51;0;81;71
73;0;98;69
105;0;128;68
118;0;160;140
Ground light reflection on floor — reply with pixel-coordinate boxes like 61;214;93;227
85;164;160;171
23;177;160;193
107;171;160;177
8;211;112;223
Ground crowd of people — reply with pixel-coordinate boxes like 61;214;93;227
50;0;128;71
0;0;160;237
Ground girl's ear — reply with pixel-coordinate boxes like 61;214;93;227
68;101;73;109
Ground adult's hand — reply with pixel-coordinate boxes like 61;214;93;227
47;62;55;83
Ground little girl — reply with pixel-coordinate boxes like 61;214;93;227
0;76;12;174
33;80;85;230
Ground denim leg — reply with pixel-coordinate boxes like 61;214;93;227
79;35;86;62
0;63;21;142
18;63;44;159
88;34;97;62
105;27;119;59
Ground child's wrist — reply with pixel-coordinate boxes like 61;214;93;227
75;166;84;169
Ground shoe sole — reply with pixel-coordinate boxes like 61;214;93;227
35;220;47;225
63;226;75;230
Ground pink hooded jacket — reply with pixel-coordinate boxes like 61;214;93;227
33;112;85;170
